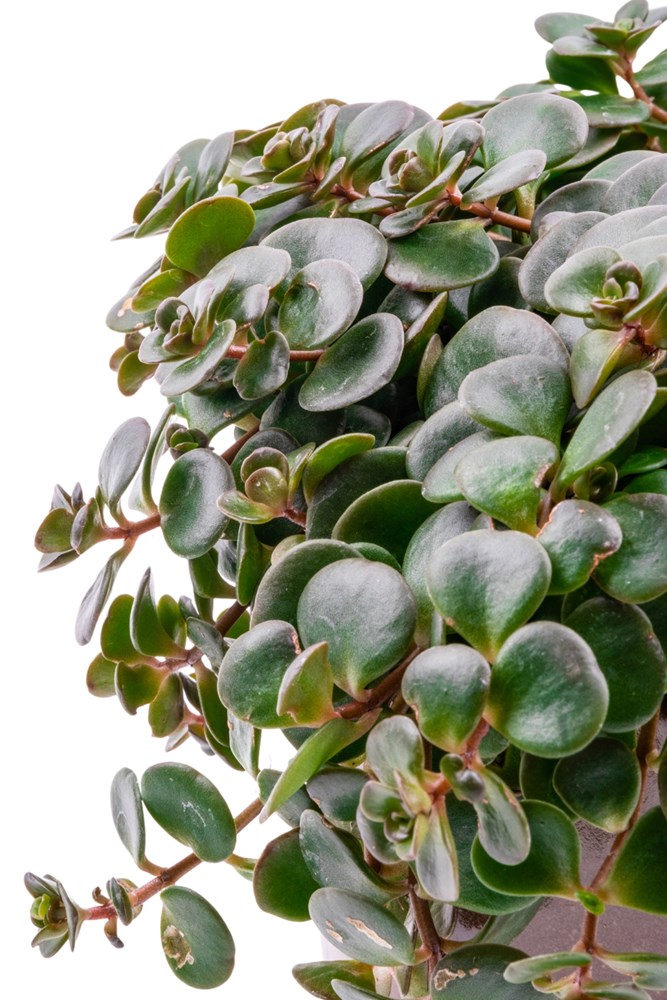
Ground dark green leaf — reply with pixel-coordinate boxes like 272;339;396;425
297;558;416;699
160;450;233;558
252;539;356;626
115;660;163;715
601;807;667;913
385;222;499;292
461;149;547;207
279;259;364;350
75;545;131;646
130;568;185;657
253;829;319;921
486;621;608;757
553;738;641;832
309;888;416;966
432;944;534;999
306;768;368;828
277;642;336;726
160;886;234;988
160;320;236;397
110;768;146;868
141;762;236;862
148;672;183;737
293;961;376;1000
332;480;437;562
233;331;290;400
471;801;581;898
481;93;588;168
217;619;299;728
595;493;667;602
165;196;255;277
537;499;623;594
302;434;375;504
596;949;667;990
98;417;150;516
300;810;399;903
299;313;404;412
504;951;592;984
261;218;387;291
427;529;552;661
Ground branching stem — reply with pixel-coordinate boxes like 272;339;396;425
337;648;420;719
105;513;161;541
408;870;443;977
622;59;667;124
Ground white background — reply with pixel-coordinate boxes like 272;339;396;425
3;2;663;998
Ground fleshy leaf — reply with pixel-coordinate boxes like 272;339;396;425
553;738;641;832
481;93;589;168
279;259;364;350
427;529;552;661
537;499;623;594
142;762;236;862
309;888;416;967
98;417;150;517
261;218;387;291
160;886;235;988
218;619;300;728
431;944;533;999
110;768;147;868
486;621;608;757
601;808;667;914
165;196;255;277
159;450;233;558
594;493;667;603
385;221;499;292
160;320;236;397
253;829;319;921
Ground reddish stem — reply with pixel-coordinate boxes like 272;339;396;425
105;513;161;541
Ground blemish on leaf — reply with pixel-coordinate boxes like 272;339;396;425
325;920;343;943
162;924;195;968
346;917;392;949
433;967;467;989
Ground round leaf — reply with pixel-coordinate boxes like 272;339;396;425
427;529;552;661
486;621;608;757
233;330;290;401
141;762;236;862
332;480;438;562
297;558;416;698
385;221;499;292
566;597;666;731
553;738;641;832
458;354;572;445
253;829;319;921
217;619;300;728
309;888;416;967
261;217;387;291
471;800;581;898
159;450;234;558
595;493;667;603
299;313;404;413
160;886;234;988
601;808;667;914
302;434;375;504
402;645;490;753
165;196;255;277
300;810;398;903
432;945;534;999
159;320;236;397
279;259;364;349
481;93;589;168
537;499;623;593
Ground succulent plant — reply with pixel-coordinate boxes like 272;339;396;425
29;3;667;998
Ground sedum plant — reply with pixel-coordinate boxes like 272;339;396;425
28;3;667;998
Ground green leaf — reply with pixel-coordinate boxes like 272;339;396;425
365;715;424;788
554;371;657;493
307;447;406;538
486;621;608;757
165;196;255;277
302;435;375;504
544;245;621;316
601;155;667;214
431;944;534;999
217;619;300;728
293;961;376;1000
299;313;404;413
415;798;459;901
277;643;336;726
534;12;597;41
86;654;116;697
110;768;147;868
309;888;416;967
427;308;569;413
332;480;437;562
461;149;547;207
257;769;313;829
471;800;581;898
115;661;163;715
470;768;531;866
427;529;552;661
331;983;383;1000
385;221;499;292
458;354;572;445
233;331;290;400
306;768;368;829
262;218;387;291
252;539;356;626
260;712;380;821
596;949;667;990
553;738;641;832
130;569;184;657
75;545;131;646
279;259;364;350
101;595;142;665
406;400;480;478
160;886;234;988
160;320;236;397
546;48;620;95
455;435;559;533
422;431;499;504
566;598;666;730
594;493;667;602
300;810;399;903
403;503;479;646
601;807;667;913
217;490;274;524
141;762;236;862
481;93;589;168
297;558;416;699
192;131;234;201
98;417;150;516
340;100;415;174
402;646;490;753
537;499;623;594
148;672;183;737
572;95;651;129
159;450;233;558
504;951;592;984
131;267;193;313
253;829;319;921
570;329;643;410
